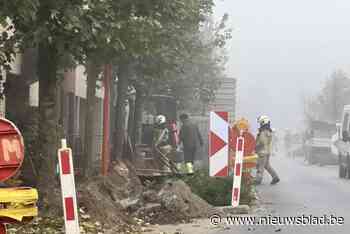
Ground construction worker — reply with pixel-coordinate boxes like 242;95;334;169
179;113;203;173
153;115;172;172
255;115;280;185
153;115;172;155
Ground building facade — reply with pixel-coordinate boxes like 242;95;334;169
210;77;237;121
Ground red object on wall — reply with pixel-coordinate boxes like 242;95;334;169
0;118;24;182
170;122;179;146
102;64;112;176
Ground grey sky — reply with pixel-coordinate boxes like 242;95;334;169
214;0;350;131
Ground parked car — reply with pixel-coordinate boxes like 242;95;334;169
334;105;350;179
331;123;341;157
304;120;336;165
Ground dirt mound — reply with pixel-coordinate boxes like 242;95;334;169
10;160;215;232
158;180;212;218
78;161;213;229
78;160;143;232
137;180;213;224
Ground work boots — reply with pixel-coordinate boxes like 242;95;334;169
254;177;280;185
186;162;194;174
176;162;194;174
270;177;280;185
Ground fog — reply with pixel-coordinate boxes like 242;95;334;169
214;0;350;131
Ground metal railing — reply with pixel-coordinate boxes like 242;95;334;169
66;134;103;174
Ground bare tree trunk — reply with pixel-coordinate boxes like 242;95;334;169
83;61;99;177
113;60;130;160
37;42;60;213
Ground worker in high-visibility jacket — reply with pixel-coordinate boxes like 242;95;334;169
255;115;280;185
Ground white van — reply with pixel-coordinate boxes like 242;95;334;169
334;105;350;178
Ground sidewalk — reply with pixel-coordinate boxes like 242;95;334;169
142;219;223;234
142;204;268;234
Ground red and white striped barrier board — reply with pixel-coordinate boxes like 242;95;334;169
232;135;244;207
209;111;229;177
58;139;80;234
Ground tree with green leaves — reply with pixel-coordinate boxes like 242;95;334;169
137;13;231;114
110;0;221;160
303;70;350;124
0;0;131;210
0;1;231;212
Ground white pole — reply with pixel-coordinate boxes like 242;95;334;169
232;135;244;207
61;139;67;149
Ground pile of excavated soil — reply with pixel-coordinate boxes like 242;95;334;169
136;180;214;225
78;161;214;229
9;161;214;233
78;160;144;233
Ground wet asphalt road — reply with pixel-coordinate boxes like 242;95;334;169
218;153;350;234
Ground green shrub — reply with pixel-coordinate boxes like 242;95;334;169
183;168;255;206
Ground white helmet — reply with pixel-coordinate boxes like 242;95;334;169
257;115;270;126
155;115;166;125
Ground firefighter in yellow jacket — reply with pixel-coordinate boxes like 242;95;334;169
255;115;280;185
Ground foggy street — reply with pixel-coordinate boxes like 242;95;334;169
4;1;350;233
145;151;350;234
217;153;350;234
